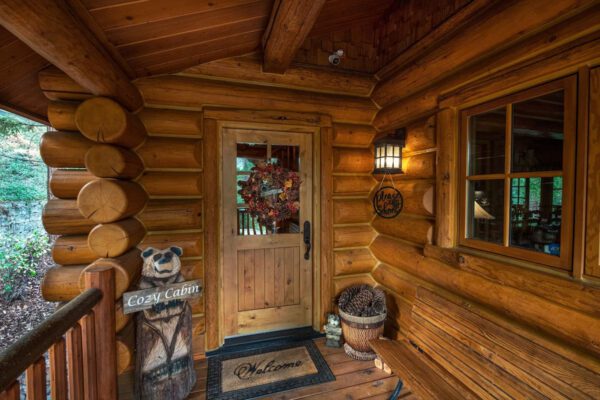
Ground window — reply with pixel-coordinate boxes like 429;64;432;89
459;77;576;269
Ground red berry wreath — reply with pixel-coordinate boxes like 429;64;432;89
238;163;301;231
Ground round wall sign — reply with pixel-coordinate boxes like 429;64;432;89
373;186;403;218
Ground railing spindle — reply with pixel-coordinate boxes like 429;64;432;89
66;324;84;400
84;266;117;400
0;381;19;400
81;312;98;400
49;338;68;400
26;357;46;400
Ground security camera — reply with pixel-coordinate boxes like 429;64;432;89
328;49;344;66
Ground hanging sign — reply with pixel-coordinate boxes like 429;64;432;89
122;279;202;314
373;186;403;218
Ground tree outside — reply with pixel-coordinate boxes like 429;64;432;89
0;110;54;351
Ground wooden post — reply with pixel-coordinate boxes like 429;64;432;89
66;324;84;400
0;381;19;400
49;338;68;400
81;313;98;400
84;266;116;400
25;357;46;400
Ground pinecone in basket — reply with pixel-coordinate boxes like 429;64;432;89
339;285;387;317
338;284;366;310
345;288;374;316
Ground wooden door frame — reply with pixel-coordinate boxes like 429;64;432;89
203;108;333;350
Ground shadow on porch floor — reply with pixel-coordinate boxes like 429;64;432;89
118;338;414;399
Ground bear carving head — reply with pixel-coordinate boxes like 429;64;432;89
141;246;183;279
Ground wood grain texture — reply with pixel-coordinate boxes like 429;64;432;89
49;169;95;199
262;0;327;73
75;97;146;148
370;235;600;356
373;0;593;106
334;248;376;276
85;144;144;179
138;172;203;197
184;54;375;96
77;179;148;224
42;199;96;236
88;218;146;258
0;0;142;111
136;137;202;169
333;198;372;225
334;225;376;248
52;235;97;266
138;199;202;231
140;232;203;258
202;118;219;350
332;148;373;173
40;131;94;169
586;67;600;277
135;75;377;124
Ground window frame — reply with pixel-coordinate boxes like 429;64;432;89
458;76;577;270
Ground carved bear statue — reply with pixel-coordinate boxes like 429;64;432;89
135;246;196;400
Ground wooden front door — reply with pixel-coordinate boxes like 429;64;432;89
222;128;313;337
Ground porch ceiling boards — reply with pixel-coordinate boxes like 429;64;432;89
0;26;48;123
0;0;468;122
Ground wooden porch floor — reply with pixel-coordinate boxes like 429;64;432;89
118;338;415;399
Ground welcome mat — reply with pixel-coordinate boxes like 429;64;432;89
207;340;335;399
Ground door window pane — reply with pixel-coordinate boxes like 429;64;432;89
467;180;504;244
510;177;561;255
468;107;506;175
512;91;564;172
270;145;301;233
236;143;301;235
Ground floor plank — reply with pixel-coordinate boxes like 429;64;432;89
118;338;414;399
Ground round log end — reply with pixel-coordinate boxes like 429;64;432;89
75;97;146;148
85;144;144;179
77;179;148;224
88;218;147;258
41;265;86;302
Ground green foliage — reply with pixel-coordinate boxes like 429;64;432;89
0;111;47;201
0;231;51;301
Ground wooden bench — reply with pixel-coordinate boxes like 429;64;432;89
371;287;600;400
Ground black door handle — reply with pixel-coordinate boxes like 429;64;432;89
303;221;311;260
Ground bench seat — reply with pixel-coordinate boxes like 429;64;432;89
370;287;600;400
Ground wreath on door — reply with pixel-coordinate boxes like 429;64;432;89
238;162;301;231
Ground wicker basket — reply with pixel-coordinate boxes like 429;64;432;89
339;309;386;359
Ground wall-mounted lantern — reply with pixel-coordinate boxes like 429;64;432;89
373;128;406;175
372;128;406;219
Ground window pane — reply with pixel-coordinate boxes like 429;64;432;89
467;180;504;244
512;91;564;172
236;143;267;172
510;177;561;256
271;145;301;233
469;107;506;175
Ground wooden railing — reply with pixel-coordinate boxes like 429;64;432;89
0;266;116;400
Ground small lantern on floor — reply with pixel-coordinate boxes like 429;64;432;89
372;128;406;219
373;128;406;175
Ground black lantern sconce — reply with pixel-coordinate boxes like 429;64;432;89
373;128;406;175
372;128;406;219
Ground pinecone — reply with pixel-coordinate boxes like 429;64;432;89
344;289;374;316
338;285;364;310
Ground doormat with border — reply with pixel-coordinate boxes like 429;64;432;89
207;340;335;400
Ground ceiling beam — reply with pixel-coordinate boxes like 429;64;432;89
0;0;143;111
262;0;327;74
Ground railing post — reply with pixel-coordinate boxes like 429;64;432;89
84;266;116;400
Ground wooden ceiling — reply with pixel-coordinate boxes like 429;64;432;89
0;0;473;122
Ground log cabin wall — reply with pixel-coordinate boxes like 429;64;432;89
368;0;600;379
36;59;379;361
38;67;205;368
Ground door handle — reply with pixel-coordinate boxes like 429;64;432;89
303;221;311;260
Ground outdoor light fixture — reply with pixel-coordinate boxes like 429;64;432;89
373;128;406;175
